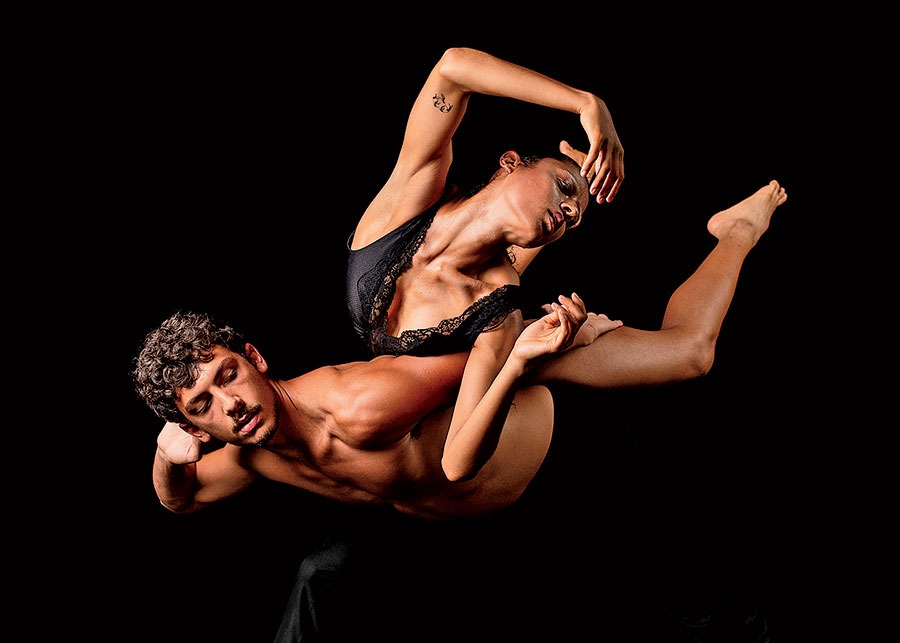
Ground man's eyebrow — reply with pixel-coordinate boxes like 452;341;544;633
185;359;228;407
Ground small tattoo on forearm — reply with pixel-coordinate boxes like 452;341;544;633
432;93;453;113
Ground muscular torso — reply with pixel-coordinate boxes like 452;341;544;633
243;352;554;520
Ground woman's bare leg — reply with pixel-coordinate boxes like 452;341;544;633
531;181;788;389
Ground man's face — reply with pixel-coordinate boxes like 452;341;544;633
175;345;278;447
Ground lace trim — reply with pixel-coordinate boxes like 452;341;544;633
365;214;516;355
372;286;516;355
366;213;433;348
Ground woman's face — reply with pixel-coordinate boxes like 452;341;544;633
501;158;590;248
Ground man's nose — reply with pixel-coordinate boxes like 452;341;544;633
222;393;245;417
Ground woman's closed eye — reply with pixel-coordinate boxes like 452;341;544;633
557;177;575;195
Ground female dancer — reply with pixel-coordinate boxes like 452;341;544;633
346;47;787;480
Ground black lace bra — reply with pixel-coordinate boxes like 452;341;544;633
345;207;520;357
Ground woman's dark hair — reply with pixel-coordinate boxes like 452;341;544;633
132;311;246;422
467;152;582;196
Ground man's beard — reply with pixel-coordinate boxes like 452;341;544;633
254;403;278;446
234;402;276;447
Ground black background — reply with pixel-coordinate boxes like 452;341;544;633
44;15;863;642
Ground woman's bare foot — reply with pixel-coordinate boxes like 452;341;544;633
707;180;788;248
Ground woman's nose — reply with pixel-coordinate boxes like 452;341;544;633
561;200;581;227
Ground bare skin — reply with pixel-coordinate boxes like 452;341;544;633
349;48;626;480
146;47;790;521
151;181;787;522
707;180;784;245
154;307;580;520
347;48;789;482
530;180;788;388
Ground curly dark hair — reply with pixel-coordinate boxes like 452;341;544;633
132;311;247;423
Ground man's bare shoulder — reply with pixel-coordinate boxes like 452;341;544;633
289;357;418;396
281;359;385;407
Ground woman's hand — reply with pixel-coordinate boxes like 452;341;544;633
560;123;624;205
514;292;621;363
512;305;580;363
540;292;623;349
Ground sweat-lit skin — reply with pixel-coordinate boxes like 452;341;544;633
349;47;623;484
177;351;277;447
150;44;788;524
497;155;588;247
157;342;558;519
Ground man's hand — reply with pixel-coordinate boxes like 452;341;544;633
573;312;624;347
157;421;202;465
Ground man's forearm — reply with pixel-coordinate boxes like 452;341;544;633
152;449;200;513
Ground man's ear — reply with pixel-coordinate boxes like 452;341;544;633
499;150;522;173
179;422;211;442
244;342;269;373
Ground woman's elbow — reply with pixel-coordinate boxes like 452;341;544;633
436;47;482;84
439;47;477;66
441;454;478;483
